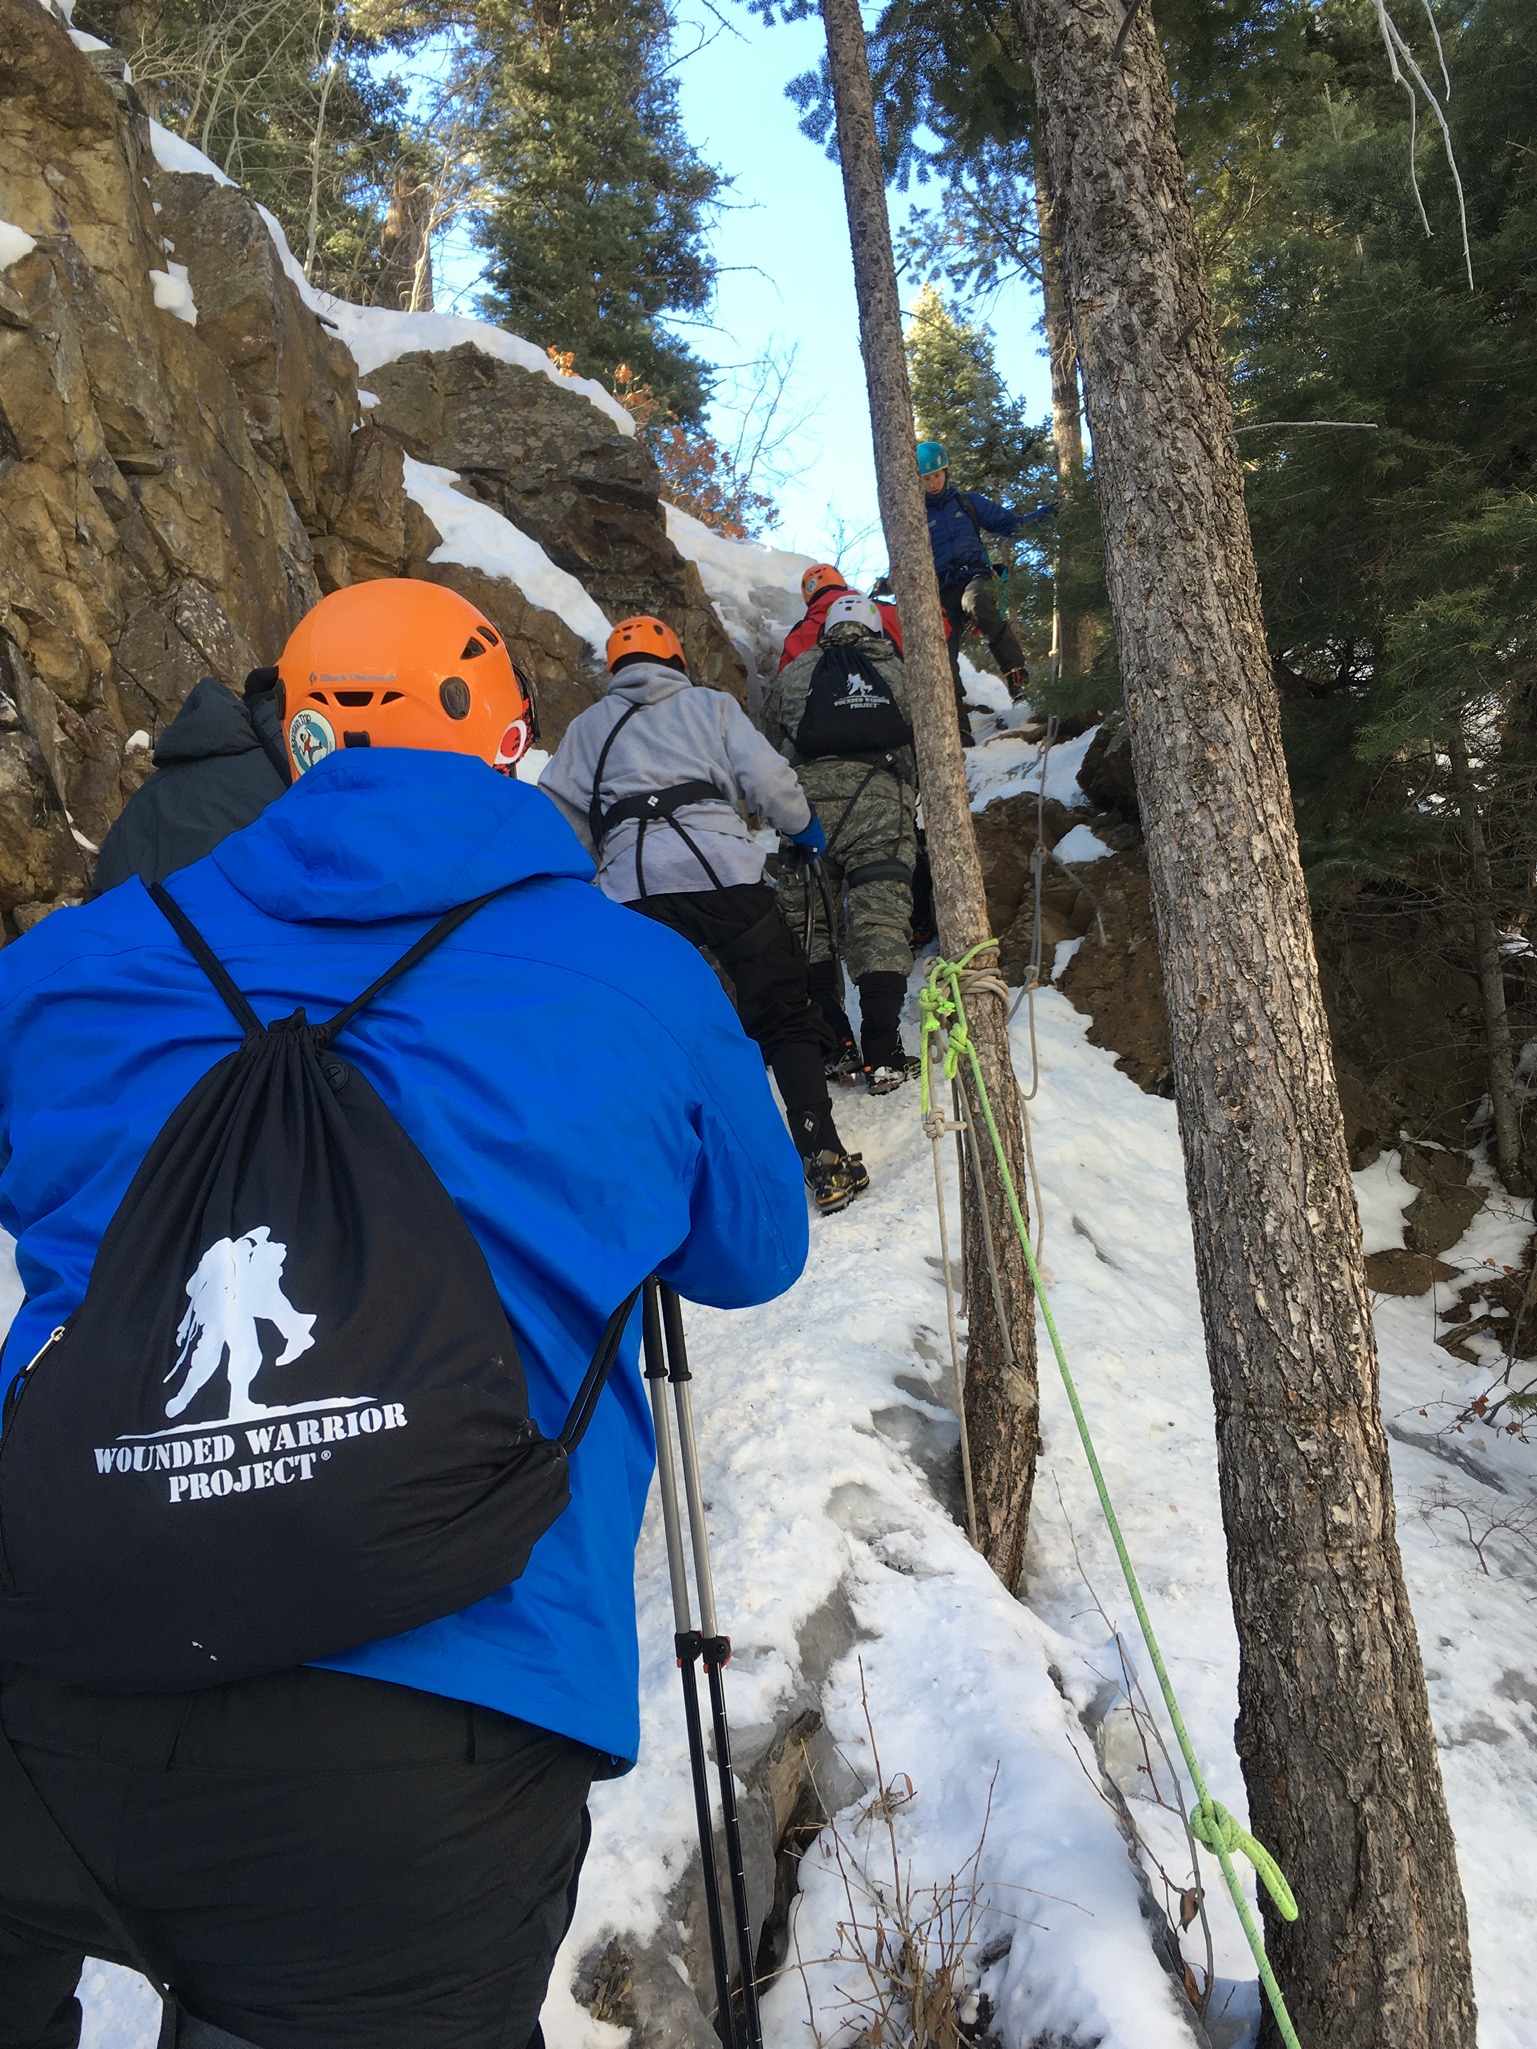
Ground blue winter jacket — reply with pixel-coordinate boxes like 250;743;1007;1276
925;484;1053;586
0;749;809;1766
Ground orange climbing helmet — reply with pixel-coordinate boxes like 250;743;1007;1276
800;563;847;605
277;580;538;779
605;614;687;674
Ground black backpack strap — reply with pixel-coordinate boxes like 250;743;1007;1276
559;1286;644;1454
958;491;987;544
315;891;504;1046
152;881;505;1049
821;760;887;862
587;698;648;848
0;1713;181;2046
149;883;262;1036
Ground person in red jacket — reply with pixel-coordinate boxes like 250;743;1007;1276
776;565;907;675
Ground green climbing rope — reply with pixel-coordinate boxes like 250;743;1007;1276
920;947;1303;2049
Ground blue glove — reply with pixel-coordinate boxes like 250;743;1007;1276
787;815;826;857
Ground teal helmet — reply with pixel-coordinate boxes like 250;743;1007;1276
916;440;948;476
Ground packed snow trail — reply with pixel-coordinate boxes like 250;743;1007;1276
50;715;1537;2048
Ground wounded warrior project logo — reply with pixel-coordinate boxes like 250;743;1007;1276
835;674;881;712
94;1228;407;1503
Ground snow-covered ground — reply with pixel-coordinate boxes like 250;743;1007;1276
66;893;1537;2047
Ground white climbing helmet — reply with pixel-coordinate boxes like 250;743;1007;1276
819;592;883;641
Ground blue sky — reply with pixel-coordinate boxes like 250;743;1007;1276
431;4;1051;584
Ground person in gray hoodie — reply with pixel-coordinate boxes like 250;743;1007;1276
541;615;868;1217
92;670;290;894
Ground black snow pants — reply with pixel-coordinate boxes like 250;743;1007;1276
940;572;1027;729
630;881;843;1159
0;1663;597;2049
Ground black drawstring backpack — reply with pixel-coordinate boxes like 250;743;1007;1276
794;643;913;762
0;882;637;1694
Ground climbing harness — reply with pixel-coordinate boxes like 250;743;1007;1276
919;950;1303;2049
792;753;914;962
586;696;734;898
642;1280;764;2049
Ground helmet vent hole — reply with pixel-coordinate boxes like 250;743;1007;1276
439;676;472;720
381;690;403;703
479;624;500;645
461;637;485;659
336;690;374;707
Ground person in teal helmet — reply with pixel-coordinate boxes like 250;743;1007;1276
915;440;1053;729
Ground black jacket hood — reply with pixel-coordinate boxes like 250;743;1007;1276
153;677;264;767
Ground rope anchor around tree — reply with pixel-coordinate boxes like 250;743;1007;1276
918;945;1302;2049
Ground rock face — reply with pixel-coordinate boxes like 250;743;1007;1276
971;789;1102;988
0;0;740;937
0;0;326;923
362;344;747;700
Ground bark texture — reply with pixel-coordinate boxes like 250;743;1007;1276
1032;149;1092;683
379;165;435;313
821;0;1038;1585
1011;0;1477;2041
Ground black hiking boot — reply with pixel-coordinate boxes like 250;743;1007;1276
804;1149;870;1216
825;1034;862;1084
865;1053;918;1096
857;972;909;1092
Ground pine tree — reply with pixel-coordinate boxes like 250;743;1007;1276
1210;0;1537;1183
473;0;721;422
906;286;1041;501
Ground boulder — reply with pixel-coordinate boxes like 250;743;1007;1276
972;790;1098;986
362;344;748;701
1364;1249;1462;1297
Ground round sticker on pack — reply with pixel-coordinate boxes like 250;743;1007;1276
288;708;336;774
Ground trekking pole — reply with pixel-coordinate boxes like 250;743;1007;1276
655;1281;766;2049
642;1282;739;2049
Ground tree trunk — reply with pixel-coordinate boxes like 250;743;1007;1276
1449;729;1527;1193
821;0;1039;1586
1032;147;1091;684
378;165;436;313
1010;0;1477;2042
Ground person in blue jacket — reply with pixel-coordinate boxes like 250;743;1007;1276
917;438;1053;720
0;580;808;2049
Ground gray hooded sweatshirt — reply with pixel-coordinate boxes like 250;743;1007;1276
540;660;811;902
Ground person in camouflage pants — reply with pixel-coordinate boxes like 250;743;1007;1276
763;599;918;1092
